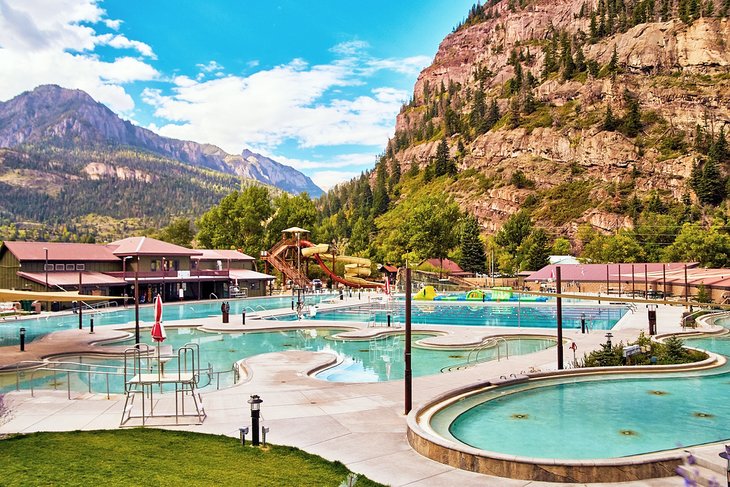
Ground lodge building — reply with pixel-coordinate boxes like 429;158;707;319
0;237;275;309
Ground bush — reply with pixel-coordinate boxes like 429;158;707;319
579;332;707;367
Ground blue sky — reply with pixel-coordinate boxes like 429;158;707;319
0;0;476;190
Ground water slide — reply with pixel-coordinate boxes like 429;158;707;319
300;240;384;289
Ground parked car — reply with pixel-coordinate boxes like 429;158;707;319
312;279;323;289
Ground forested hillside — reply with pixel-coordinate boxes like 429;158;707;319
308;0;730;273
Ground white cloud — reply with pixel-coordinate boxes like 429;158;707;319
311;170;361;191
104;18;122;30
0;0;158;114
147;57;408;153
196;60;224;73
364;55;432;76
330;40;370;56
98;33;156;58
273;152;377;171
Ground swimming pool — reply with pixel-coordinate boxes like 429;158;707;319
3;328;556;394
0;294;336;346
426;323;730;460
274;303;627;330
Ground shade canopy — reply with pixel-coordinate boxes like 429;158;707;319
0;289;112;302
281;227;310;234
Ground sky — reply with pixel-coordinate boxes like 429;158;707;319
0;0;476;191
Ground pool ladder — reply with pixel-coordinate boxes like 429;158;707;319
440;337;510;373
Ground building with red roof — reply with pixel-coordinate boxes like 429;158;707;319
0;238;275;309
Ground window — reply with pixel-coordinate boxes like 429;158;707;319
55;264;65;271
65;264;75;271
75;264;85;271
44;264;54;271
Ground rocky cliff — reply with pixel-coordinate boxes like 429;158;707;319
387;0;730;239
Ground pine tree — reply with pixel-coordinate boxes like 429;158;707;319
485;99;500;130
603;105;618;131
389;157;401;188
459;214;487;273
709;126;728;162
589;11;599;42
470;86;487;134
435;137;450;177
622;91;642;137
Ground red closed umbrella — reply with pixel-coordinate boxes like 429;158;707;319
150;294;166;342
150;294;166;380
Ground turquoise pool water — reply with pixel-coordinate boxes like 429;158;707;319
0;294;335;346
437;321;730;459
3;328;556;393
275;303;626;330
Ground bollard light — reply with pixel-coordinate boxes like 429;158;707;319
605;332;613;348
242;310;246;325
262;426;270;446
19;327;26;352
248;394;263;446
239;426;249;446
90;317;94;334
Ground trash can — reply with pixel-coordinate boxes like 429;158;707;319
19;300;33;312
51;301;61;312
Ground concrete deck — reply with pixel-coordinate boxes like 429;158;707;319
0;296;725;486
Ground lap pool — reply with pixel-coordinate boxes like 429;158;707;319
273;302;627;330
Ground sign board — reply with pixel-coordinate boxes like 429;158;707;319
177;270;191;279
623;345;641;357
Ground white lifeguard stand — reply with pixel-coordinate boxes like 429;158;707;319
120;342;206;426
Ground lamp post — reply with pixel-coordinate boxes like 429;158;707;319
248;394;263;446
134;255;140;344
581;312;586;334
605;332;614;348
43;247;49;312
19;327;26;352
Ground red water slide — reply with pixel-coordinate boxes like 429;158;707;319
300;240;384;289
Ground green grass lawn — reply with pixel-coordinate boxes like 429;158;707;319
0;429;386;487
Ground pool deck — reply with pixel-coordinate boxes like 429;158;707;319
0;296;726;486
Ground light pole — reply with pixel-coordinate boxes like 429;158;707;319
123;256;132;308
43;247;49;312
648;303;657;335
134;255;140;344
605;332;613;348
248;394;263;446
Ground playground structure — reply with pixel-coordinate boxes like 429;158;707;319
414;286;549;302
262;233;385;289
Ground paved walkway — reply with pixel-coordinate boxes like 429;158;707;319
0;297;724;486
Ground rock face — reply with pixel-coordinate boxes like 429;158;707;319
0;85;323;197
389;3;730;238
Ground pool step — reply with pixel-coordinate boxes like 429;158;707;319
676;464;725;487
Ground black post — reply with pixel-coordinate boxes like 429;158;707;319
644;264;649;298
387;314;391;327
606;264;610;297
405;268;412;415
134;261;140;344
663;264;667;302
90;317;94;334
618;264;622;297
631;264;635;297
242;310;246;325
78;271;83;330
648;305;657;335
19;327;26;352
684;264;689;305
581;313;586;334
556;266;564;370
251;410;260;446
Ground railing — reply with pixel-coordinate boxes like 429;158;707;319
16;359;126;400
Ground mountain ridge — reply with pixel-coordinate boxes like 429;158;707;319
0;84;323;197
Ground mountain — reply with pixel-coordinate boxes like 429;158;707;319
314;0;730;266
385;2;729;236
0;85;323;197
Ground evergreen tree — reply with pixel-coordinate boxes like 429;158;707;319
574;48;586;73
622;92;642;137
435;137;450;177
709;126;728;162
485;99;500;131
459;214;487;273
520;228;551;271
603;105;618;131
470;86;487;134
699;158;725;205
389;157;401;189
589;11;599;42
